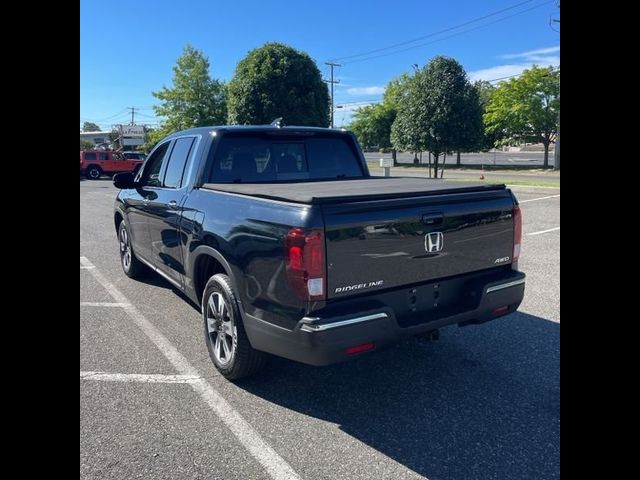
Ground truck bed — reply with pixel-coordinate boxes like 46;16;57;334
202;177;505;205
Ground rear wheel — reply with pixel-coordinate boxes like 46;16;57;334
203;274;268;380
86;165;101;180
118;221;146;278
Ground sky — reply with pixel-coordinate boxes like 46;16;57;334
80;0;560;130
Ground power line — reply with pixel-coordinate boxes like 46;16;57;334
483;65;559;83
332;0;535;62
341;0;554;65
81;109;130;123
134;111;158;119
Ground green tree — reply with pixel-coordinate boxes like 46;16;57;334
383;73;412;108
82;122;101;132
152;45;227;141
227;42;329;126
139;127;156;153
108;130;121;150
349;103;395;150
391;56;483;177
80;139;94;150
474;80;501;153
382;73;412;165
484;65;559;167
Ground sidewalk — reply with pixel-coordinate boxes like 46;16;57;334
368;165;560;188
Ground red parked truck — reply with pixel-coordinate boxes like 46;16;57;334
80;150;144;180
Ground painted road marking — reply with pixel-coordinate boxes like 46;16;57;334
80;265;95;269
80;256;301;480
80;302;131;307
519;194;560;203
528;227;560;236
81;371;201;384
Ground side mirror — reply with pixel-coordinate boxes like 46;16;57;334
113;172;137;189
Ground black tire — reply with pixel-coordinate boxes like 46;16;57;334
118;221;147;279
202;274;268;380
86;165;102;180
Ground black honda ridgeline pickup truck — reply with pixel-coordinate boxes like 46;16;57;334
113;125;525;380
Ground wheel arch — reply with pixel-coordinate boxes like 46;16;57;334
191;246;238;307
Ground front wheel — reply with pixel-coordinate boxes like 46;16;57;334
203;274;268;380
86;165;101;180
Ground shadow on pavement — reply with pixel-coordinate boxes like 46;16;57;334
238;311;559;479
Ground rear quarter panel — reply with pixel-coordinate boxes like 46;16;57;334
182;189;322;329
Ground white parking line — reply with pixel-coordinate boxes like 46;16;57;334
79;256;301;480
528;227;560;236
80;302;131;307
80;265;95;269
81;371;201;384
519;194;560;203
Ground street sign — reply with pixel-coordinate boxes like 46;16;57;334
117;125;145;138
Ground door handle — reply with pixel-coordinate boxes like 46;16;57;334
168;200;178;209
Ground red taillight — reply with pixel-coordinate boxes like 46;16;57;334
492;306;509;316
285;228;326;301
513;205;522;261
289;246;303;270
345;342;375;355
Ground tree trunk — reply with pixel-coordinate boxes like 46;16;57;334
433;153;439;179
456;151;461;166
543;140;550;168
428;152;432;178
441;153;447;178
392;149;397;167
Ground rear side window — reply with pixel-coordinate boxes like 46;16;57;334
206;133;364;183
163;137;195;188
84;153;97;161
99;153;109;161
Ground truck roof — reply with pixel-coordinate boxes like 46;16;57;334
164;125;351;139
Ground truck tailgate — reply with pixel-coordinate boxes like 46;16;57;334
323;187;515;299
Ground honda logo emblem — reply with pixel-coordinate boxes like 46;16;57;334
425;232;444;253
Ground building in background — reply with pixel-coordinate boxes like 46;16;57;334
80;131;111;147
80;124;146;151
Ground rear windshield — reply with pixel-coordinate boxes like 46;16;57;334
205;133;365;183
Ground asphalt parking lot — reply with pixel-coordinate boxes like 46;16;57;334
80;178;560;480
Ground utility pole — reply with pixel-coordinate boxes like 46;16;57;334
554;110;560;169
128;106;137;125
324;62;341;128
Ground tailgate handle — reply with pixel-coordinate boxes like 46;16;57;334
421;213;443;225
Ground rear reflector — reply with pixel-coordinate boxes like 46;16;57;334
492;306;509;316
513;205;522;261
345;342;375;355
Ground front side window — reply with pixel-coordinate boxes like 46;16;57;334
140;142;170;187
99;153;109;161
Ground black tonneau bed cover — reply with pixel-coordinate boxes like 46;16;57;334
202;177;506;205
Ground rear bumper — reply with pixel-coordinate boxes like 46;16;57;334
243;269;525;366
